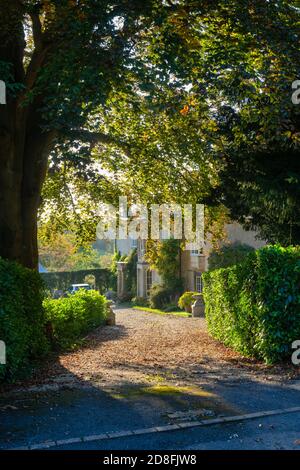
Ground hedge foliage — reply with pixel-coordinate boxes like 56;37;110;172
0;260;109;383
203;245;300;363
44;290;108;349
41;268;113;292
0;258;49;382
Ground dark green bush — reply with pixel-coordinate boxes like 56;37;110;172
208;242;255;271
0;259;49;383
149;285;172;309
44;290;108;349
203;245;300;363
132;296;149;307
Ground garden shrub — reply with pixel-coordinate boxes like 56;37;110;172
41;268;112;293
104;290;117;301
178;291;198;313
44;290;108;349
149;285;172;309
203;245;300;363
163;304;182;313
132;296;149;307
0;258;49;383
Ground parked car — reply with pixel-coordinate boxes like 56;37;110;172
52;289;65;299
67;283;92;294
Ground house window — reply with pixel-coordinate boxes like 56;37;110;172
131;238;138;248
190;242;200;256
139;240;146;258
147;270;153;293
191;249;199;256
195;275;203;293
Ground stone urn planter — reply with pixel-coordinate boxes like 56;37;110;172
106;301;116;326
191;294;205;317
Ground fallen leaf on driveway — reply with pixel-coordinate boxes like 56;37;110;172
0;405;18;411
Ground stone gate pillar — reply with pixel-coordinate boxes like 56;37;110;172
117;261;128;299
136;262;149;299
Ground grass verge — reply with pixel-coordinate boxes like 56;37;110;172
132;306;190;317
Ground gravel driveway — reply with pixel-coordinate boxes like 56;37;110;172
5;306;297;392
1;308;300;450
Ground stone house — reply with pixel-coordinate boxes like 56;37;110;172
117;222;265;299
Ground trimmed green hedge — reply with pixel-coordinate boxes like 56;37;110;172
0;261;109;383
44;290;108;349
203;245;300;363
41;268;113;292
0;259;49;382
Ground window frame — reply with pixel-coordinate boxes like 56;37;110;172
191;249;199;256
146;269;153;293
131;238;138;249
195;274;203;293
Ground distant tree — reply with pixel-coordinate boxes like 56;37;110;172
208;243;255;271
38;231;112;272
38;232;76;272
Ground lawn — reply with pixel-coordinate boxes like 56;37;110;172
132;306;190;318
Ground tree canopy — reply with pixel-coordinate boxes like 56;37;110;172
1;0;300;269
41;0;300;245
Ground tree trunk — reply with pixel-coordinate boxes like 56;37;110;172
0;129;51;269
0;0;56;270
0;130;23;264
21;129;53;269
0;83;53;269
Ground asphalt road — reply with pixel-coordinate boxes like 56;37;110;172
1;308;300;451
56;412;300;450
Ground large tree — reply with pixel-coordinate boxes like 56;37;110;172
0;0;166;268
1;0;300;272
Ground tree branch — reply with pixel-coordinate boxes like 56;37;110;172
30;12;43;49
65;129;130;153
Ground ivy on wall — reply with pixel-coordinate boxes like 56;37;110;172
124;249;138;296
146;239;183;292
